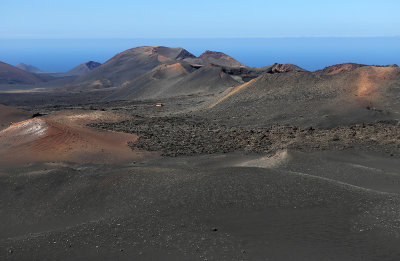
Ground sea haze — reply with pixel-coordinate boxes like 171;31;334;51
1;37;399;72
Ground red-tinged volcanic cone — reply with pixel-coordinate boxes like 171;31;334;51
0;110;156;165
71;46;197;90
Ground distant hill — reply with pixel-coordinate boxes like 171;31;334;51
65;61;101;76
71;46;196;89
0;61;45;84
69;46;250;90
16;63;50;74
16;61;102;79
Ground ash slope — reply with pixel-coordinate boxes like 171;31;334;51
203;64;400;128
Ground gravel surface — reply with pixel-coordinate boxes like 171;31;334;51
1;151;400;261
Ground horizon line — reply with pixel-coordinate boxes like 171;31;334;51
1;36;400;40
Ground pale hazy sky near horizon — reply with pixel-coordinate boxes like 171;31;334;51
1;0;399;38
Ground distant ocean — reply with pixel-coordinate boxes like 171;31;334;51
1;37;399;72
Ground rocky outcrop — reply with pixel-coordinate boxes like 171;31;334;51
320;63;366;75
269;63;306;73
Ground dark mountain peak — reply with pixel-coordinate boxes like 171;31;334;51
65;61;102;76
84;61;101;70
176;48;197;60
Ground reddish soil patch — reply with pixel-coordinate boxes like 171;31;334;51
0;110;156;165
166;63;189;74
157;54;173;63
355;67;394;98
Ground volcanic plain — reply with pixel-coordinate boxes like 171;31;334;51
1;46;400;261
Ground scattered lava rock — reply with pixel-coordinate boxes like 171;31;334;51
90;117;400;157
32;113;44;118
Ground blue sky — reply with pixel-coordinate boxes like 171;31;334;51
1;0;399;38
